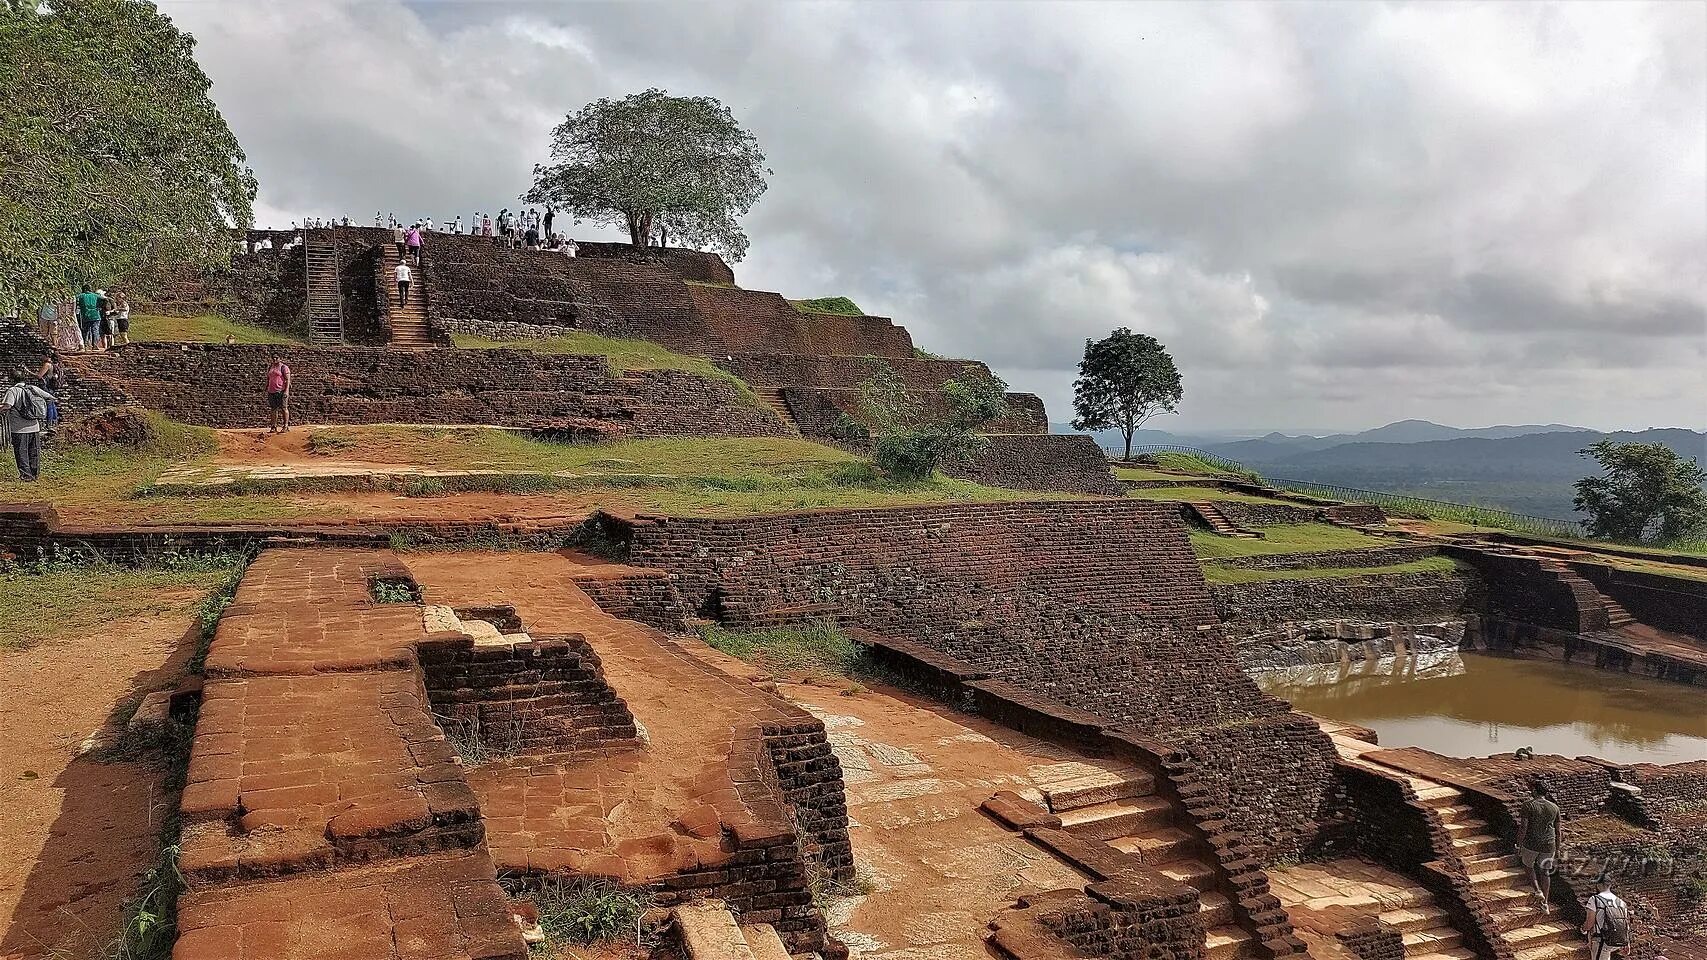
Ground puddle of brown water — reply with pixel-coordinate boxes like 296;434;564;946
1254;650;1707;765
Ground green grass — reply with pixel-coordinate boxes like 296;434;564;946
129;312;302;345
1201;555;1460;584
1126;485;1297;505
1147;451;1262;481
1114;466;1185;481
0;555;238;650
789;296;865;316
519;877;652;948
1189;523;1399;560
700;620;866;678
448;329;756;398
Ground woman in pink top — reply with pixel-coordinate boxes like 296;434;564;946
265;354;292;433
406;225;422;265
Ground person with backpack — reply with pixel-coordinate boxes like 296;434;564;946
1;368;56;481
1582;873;1631;960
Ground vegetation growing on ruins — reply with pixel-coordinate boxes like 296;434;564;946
525;88;769;259
789;296;865;316
0;0;255;304
1188;523;1394;559
0;554;235;650
1199;555;1459;584
129;312;302;346
857;363;1011;480
1071;329;1184;461
700;621;866;679
448;329;756;396
508;877;653;950
1125;485;1299;505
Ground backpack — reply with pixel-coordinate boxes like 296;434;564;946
11;383;46;423
1595;894;1631;947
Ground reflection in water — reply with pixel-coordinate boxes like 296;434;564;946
1254;650;1707;765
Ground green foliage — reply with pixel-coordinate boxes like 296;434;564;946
789;296;864;316
1574;440;1707;544
1071;329;1184;460
1147;451;1262;482
369;579;418;604
525;88;769;260
524;877;651;947
129;312;300;346
859;363;1010;481
1200;555;1459;584
0;0;255;306
448;329;757;400
1188;523;1395;559
699;620;866;677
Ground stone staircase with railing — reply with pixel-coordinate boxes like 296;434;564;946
1039;763;1254;960
304;229;344;344
378;242;435;350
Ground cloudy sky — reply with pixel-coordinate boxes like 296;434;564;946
162;0;1705;435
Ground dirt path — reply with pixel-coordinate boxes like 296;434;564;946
0;601;203;959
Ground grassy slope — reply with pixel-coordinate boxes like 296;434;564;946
788;296;865;316
1189;523;1397;559
1113;466;1182;481
448;330;754;398
129;313;301;345
1127;485;1298;505
1200;555;1460;584
0;562;231;649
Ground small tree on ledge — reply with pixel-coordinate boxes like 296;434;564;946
858;364;1010;481
1071;328;1183;461
525;89;770;261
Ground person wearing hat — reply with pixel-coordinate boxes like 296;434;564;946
1582;873;1631;960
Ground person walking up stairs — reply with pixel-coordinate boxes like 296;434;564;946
378;242;434;350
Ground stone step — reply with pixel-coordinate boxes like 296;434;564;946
1508;921;1581;950
1464;853;1521;871
1043;769;1156;812
1513;938;1586;960
1404;926;1464;953
1452;833;1507;856
1109;827;1200;863
738;923;791;960
1378;905;1450;932
1057;795;1175;840
1206;925;1256;960
1158;858;1218;893
1417;785;1461;804
1469;865;1528;888
1198;892;1235;927
675;900;754;960
1432;803;1476;823
1410;947;1477;960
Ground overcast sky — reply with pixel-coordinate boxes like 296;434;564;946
162;0;1705;435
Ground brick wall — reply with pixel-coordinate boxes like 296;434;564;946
68;343;787;436
417;632;637;757
1216;545;1439;570
1447;547;1600;632
1335;917;1405;960
1576;563;1707;641
716;353;991;390
943;433;1124;496
1039;876;1206;960
1212;501;1322;526
620;501;1339;857
781;386;1049;438
0;325;138;421
1210;570;1482;628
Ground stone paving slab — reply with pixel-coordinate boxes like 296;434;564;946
174;850;526;960
179;669;479;882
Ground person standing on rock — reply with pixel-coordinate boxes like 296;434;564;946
1517;779;1563;910
395;259;412;306
265;353;292;434
543;207;554;238
75;285;102;351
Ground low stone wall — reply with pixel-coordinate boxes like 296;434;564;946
1576;563;1707;641
1216;545;1438;570
67;343;787;436
1335;917;1405;960
1230;620;1465;669
1212;501;1321;527
418;631;638;757
717;353;988;391
1040;876;1206;960
943;433;1125;496
1211;571;1481;629
1447;547;1601;633
781;386;1049;438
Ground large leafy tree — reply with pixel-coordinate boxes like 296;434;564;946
525;89;769;261
1071;328;1184;461
0;0;256;308
1574;440;1707;544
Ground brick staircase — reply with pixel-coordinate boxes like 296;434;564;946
753;386;801;434
1415;785;1587;960
1600;597;1635;628
1189;501;1262;539
304;229;344;344
672;899;804;960
1531;558;1620;632
379;243;435;350
1041;764;1254;960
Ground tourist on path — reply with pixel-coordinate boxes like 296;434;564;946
395;260;412;306
112;291;131;346
1516;779;1562;910
37;354;65;427
75;285;102;351
1581;873;1630;960
97;288;115;350
543;207;554;237
265;354;292;434
406;225;423;265
1;369;55;481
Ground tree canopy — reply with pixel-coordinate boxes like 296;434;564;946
0;0;256;308
857;363;1010;481
1070;328;1184;460
525;89;769;261
1573;440;1707;544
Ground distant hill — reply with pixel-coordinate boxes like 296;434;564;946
1224;428;1705;519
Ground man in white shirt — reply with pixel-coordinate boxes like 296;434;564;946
395;260;413;306
564;238;578;258
1582;874;1630;960
1;371;54;481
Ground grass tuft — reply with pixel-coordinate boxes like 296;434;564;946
789;296;865;316
699;620;866;677
512;876;653;949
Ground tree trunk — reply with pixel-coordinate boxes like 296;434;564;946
1122;428;1134;462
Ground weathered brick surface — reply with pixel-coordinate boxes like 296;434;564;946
781;386;1049;437
1038;875;1206;960
622;500;1338;857
716;353;991;391
943;433;1124;496
1447;547;1603;632
1210;501;1320;526
1334;916;1404;960
1216;544;1439;570
68;343;787;435
0;325;139;421
1210;570;1481;628
1576;562;1707;641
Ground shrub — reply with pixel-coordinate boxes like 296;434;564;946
528;877;650;946
700;620;865;677
859;364;1009;481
